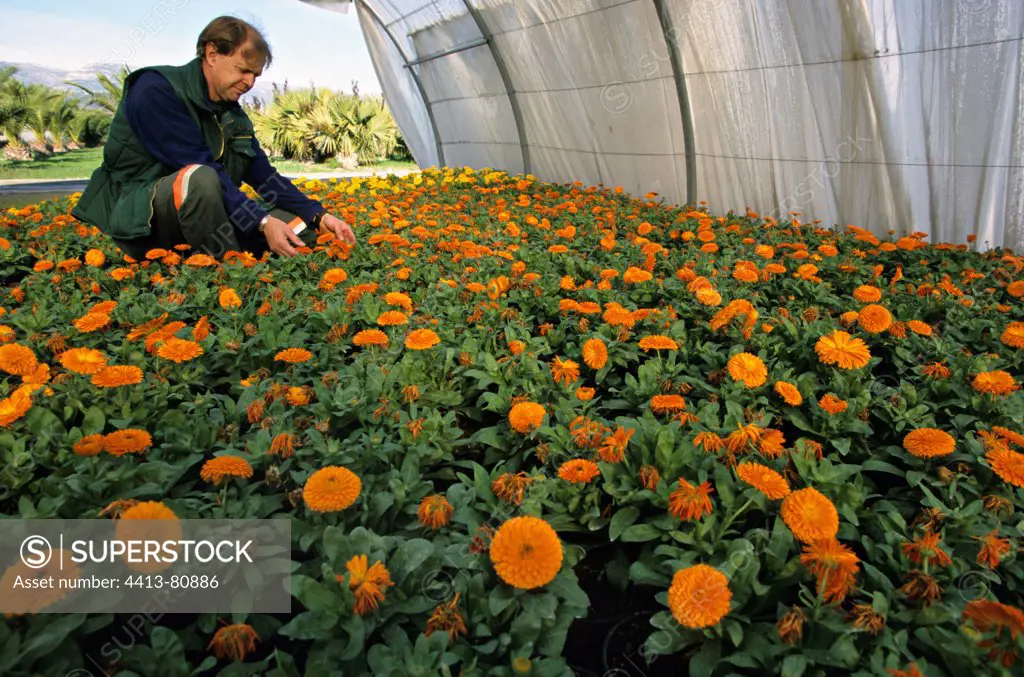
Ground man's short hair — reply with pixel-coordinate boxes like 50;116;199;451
196;16;273;68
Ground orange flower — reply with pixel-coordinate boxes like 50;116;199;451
103;429;153;456
581;338;608;369
491;471;535;505
598;426;634;463
72;434;105;456
736;462;790;499
668;478;713;521
156;337;204;363
622;267;652;284
285;386;310;406
376;310;409;326
818;393;848;415
774;381;803;406
638;335;679;351
549;356;580;386
903;428;955;459
922;362;951;379
852;285;882;302
907;320;932;336
558;459;601;483
207;623;259;662
782;487;839;543
417;495;453;530
575;386;595;401
800;538;859;603
353;329;389;347
976;530;1013;569
269;432;296;458
200;456;254;484
425;593;468;645
1000;322;1024;349
342;554;394;615
902;531;952;568
405;329;440;350
218;288;242;309
489;516;563;589
274;348;313;363
303;466;361;512
509;401;545;433
815;331;871;369
0;344;38;376
857;304;892;334
973;370;1019;396
650;394;686;414
727;352;768;388
985;444;1024;488
84;249;106;267
667;564;731;629
91;365;144;387
185;253;218;267
0;389;32;427
961;599;1024;667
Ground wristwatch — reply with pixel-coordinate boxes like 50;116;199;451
312;211;326;229
258;214;272;233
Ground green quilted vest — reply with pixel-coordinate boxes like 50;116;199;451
71;58;256;240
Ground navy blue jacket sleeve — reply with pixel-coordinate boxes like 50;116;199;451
123;71;268;233
243;142;327;226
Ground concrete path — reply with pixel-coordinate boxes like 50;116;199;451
0;167;419;194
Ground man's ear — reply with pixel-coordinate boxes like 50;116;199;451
204;43;219;62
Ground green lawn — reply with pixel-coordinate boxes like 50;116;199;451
0;147;418;181
0;147;104;180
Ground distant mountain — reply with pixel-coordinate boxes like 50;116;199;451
1;60;278;106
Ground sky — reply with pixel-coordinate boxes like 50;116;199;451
0;0;382;93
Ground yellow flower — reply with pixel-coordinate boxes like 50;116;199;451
489;516;563;589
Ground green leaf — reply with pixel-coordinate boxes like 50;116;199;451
872;590;889;616
389;538;434;586
82;406;105;435
609;506;640;541
620;523;662;542
688;639;721;677
714;463;735;509
781;654;809;677
510;610;543;647
723;619;743;647
291;575;335;613
150;626;185;664
471;426;504;450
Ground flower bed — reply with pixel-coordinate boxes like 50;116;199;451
0;169;1022;677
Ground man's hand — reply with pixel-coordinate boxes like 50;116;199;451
319;213;356;245
263;216;305;257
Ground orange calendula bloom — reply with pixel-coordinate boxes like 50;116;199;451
852;285;882;302
736;462;790;499
103;429;153;456
558;459;601;484
218;288;242;309
269;432;296;458
800;538;860;603
491;471;535;505
417;495;453;530
985;444;1024;488
342;554;394;616
973;370;1019;396
903;428;955;459
0;389;32;427
922;362;951;379
303;466;361;512
489;516;563;590
581;338;608;369
667;564;731;629
818;394;848;415
549;356;580;386
575;386;595;401
638;335;679;351
782;487;839;543
668;478;713;521
207;623;259;662
727;352;768;388
774;381;803;406
1000;322;1024;349
508;401;545;433
274;348;313;363
376;310;409;326
73;312;111;333
91;365;144;388
902;530;952;568
650;394;686;414
353;329;389;347
976;530;1013;569
156;337;204;363
598;426;634;463
0;344;38;376
200;456;254;484
961;599;1024;668
405;328;441;350
857;304;893;334
425;593;468;645
73;434;105;456
815;330;871;369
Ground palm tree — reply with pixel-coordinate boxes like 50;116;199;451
65;68;129;114
23;84;62;155
0;67;32;160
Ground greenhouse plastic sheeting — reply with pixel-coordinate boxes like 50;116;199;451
330;0;1024;249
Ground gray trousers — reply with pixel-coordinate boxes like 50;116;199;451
112;164;318;260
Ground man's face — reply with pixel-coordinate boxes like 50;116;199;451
204;41;264;102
